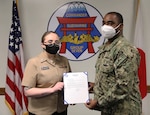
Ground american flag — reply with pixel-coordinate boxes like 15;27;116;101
5;0;28;115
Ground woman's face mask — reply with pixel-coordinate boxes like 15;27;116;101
101;24;121;39
44;43;59;54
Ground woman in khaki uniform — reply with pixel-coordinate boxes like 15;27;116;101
22;31;71;115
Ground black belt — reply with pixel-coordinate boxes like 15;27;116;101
28;110;67;115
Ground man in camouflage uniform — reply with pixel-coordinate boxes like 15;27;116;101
85;12;142;115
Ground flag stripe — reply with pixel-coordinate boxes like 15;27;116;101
5;93;15;111
8;58;15;73
16;54;23;78
6;75;15;92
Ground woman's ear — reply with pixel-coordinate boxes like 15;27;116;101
41;43;46;49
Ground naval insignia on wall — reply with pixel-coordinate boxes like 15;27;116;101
47;1;104;61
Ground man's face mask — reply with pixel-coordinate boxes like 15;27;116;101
44;43;59;54
101;24;121;39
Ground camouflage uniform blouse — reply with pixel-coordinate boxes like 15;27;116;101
94;36;142;115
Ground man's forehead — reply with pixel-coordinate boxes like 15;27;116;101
105;14;117;20
103;14;118;24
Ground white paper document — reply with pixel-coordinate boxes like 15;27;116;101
63;72;89;104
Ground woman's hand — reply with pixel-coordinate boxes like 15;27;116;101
52;82;64;92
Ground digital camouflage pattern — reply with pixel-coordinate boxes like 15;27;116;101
93;36;142;115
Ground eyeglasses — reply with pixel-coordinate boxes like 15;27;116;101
44;43;59;47
44;40;60;45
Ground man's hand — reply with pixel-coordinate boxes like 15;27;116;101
88;82;95;93
85;99;98;109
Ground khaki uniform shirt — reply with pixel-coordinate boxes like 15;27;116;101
93;36;142;115
22;52;71;115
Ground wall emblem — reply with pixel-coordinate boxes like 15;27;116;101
48;1;104;61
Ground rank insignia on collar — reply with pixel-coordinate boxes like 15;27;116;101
41;66;49;70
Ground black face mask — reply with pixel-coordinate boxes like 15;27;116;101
45;44;59;54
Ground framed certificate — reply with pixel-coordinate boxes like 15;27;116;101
63;72;89;104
